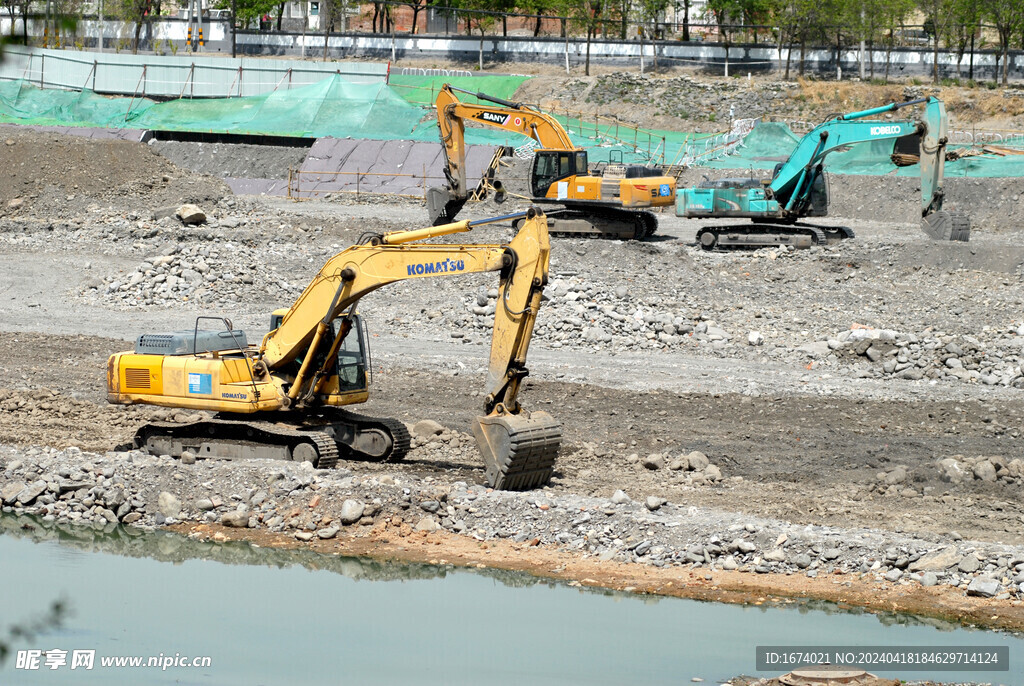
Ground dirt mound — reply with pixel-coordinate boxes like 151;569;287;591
0;129;230;217
150;140;309;181
513;72;1024;133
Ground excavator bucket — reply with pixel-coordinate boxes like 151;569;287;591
473;409;561;491
427;187;467;226
922;210;971;242
919;97;970;242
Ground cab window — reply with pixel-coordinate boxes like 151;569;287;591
334;317;367;392
575;151;588;175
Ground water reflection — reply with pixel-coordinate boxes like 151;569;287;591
0;514;976;633
2;514;1022;686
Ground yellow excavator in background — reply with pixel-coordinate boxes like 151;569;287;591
428;84;676;240
107;208;561;491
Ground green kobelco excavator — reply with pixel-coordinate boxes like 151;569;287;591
676;97;971;249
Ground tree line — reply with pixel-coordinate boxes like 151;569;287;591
2;0;1021;83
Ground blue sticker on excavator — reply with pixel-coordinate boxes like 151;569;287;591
188;373;212;394
659;184;671;196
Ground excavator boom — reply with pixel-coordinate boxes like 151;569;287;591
108;209;561;490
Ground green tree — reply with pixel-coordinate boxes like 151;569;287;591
637;0;670;68
449;0;501;68
707;0;738;44
567;0;614;75
518;0;557;36
676;0;691;41
985;0;1023;86
942;0;981;79
517;0;555;36
370;1;391;32
116;0;150;52
398;0;428;34
916;0;956;83
771;0;824;77
739;0;774;42
772;0;810;79
217;0;278;28
877;0;914;81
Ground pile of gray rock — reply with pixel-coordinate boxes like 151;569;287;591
938;454;1024;485
637;449;725;486
3;440;1023;602
578;71;799;125
827;327;1024;387
82;236;305;308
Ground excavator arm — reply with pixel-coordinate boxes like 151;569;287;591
263;208;550;410
267;207;559;489
428;84;578;225
768;97;968;240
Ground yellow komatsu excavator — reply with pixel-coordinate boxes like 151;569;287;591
107;208;561;491
427;84;677;240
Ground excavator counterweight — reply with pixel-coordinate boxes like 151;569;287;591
108;208;561;491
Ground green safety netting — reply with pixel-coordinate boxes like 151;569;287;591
389;73;528;106
10;74;1017;175
700;119;1024;178
0;73;699;164
0;78;151;126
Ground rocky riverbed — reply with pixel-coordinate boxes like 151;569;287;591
4;436;1024;635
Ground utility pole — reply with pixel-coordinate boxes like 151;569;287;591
859;5;865;79
98;0;104;51
231;0;237;57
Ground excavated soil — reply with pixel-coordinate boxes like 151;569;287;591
4;126;1024;658
0;129;230;217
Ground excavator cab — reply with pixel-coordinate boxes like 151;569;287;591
270;310;370;394
531;149;588;198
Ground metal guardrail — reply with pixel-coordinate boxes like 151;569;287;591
670;118;756;168
949;130;1024;147
543;105;669;164
398;67;473;77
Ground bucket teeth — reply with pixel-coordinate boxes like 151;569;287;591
472;410;561;491
922;211;971;242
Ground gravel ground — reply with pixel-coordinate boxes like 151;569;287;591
3;127;1024;646
4;439;1024;608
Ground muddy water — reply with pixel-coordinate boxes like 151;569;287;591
0;516;1020;685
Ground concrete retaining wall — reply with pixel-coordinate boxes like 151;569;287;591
0;43;387;98
291;138;495;197
1;22;1022;82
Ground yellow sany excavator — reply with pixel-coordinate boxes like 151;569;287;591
428;84;677;240
107;208;561;491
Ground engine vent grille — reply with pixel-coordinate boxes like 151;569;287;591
125;368;151;389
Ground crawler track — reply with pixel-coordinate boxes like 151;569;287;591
697;223;855;250
133;409;412;469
